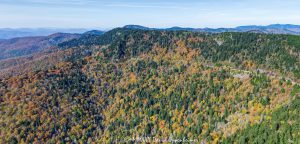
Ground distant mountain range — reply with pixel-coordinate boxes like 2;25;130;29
1;24;300;40
0;33;81;60
123;24;300;35
0;30;108;60
0;28;88;39
0;24;299;61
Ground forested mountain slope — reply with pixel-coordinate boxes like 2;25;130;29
0;28;299;143
0;33;80;60
60;28;300;80
225;97;300;143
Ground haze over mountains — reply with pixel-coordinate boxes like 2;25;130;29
124;24;300;35
0;28;88;39
0;24;299;64
1;24;300;40
0;33;81;60
0;30;107;60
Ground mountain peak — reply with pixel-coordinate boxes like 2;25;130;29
123;25;151;30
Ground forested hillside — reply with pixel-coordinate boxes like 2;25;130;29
0;33;80;60
225;97;300;143
0;28;299;143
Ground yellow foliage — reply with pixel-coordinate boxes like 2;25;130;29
150;115;158;122
159;120;166;129
250;102;264;114
266;116;272;121
202;122;209;132
183;119;189;126
129;73;137;84
118;109;125;117
241;108;248;114
176;40;188;55
210;132;220;144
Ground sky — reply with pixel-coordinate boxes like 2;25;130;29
0;0;300;29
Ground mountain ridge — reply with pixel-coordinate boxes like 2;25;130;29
1;24;300;40
0;28;88;39
123;24;300;35
0;33;81;60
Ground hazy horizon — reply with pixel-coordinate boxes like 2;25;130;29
1;0;300;29
1;23;300;30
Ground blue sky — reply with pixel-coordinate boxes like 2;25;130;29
0;0;299;29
